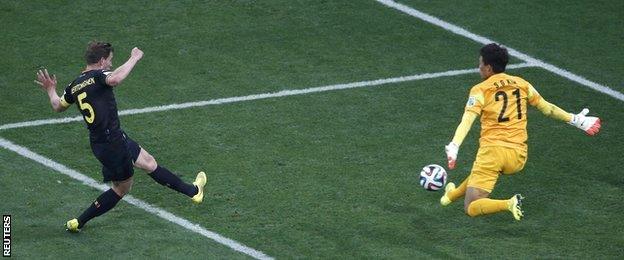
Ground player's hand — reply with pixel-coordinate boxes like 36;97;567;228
569;108;601;136
445;142;459;170
130;47;144;60
34;69;57;91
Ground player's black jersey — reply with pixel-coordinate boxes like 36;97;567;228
61;69;121;142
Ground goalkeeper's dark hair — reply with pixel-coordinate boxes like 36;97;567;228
85;41;114;64
480;43;509;73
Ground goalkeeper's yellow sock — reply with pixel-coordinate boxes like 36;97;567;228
466;198;510;217
447;177;469;202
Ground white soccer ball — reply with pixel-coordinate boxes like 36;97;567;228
419;164;447;191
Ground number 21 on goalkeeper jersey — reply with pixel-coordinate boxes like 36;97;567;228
464;73;543;149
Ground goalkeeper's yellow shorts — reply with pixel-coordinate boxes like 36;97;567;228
467;146;527;193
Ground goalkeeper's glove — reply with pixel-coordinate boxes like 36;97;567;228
569;108;601;136
445;142;459;170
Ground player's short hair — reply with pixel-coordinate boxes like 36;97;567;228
85;41;114;64
480;43;508;73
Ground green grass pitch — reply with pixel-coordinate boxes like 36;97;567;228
1;0;622;258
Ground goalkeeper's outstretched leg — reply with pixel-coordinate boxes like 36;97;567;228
463;187;523;220
440;174;471;206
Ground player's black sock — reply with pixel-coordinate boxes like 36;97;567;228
77;189;122;228
149;166;198;197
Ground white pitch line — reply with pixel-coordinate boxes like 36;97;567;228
0;137;273;260
375;0;624;102
0;63;535;132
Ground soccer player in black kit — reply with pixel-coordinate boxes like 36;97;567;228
34;42;206;232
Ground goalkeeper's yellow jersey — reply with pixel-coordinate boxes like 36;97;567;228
465;73;543;150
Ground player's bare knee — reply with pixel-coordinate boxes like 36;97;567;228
463;195;479;214
145;154;157;172
137;154;157;173
112;187;127;197
136;150;158;172
111;186;125;197
463;202;472;214
112;177;133;197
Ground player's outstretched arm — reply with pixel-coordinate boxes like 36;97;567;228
445;111;478;169
534;98;601;136
106;47;144;87
534;98;571;122
34;69;69;112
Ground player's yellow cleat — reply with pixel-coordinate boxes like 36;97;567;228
66;218;80;233
440;182;456;206
508;194;524;221
191;171;207;204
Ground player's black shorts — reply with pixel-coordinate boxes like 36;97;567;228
90;129;141;182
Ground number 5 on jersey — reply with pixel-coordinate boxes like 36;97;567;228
77;92;95;124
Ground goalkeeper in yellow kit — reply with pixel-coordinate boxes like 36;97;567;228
440;43;602;220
